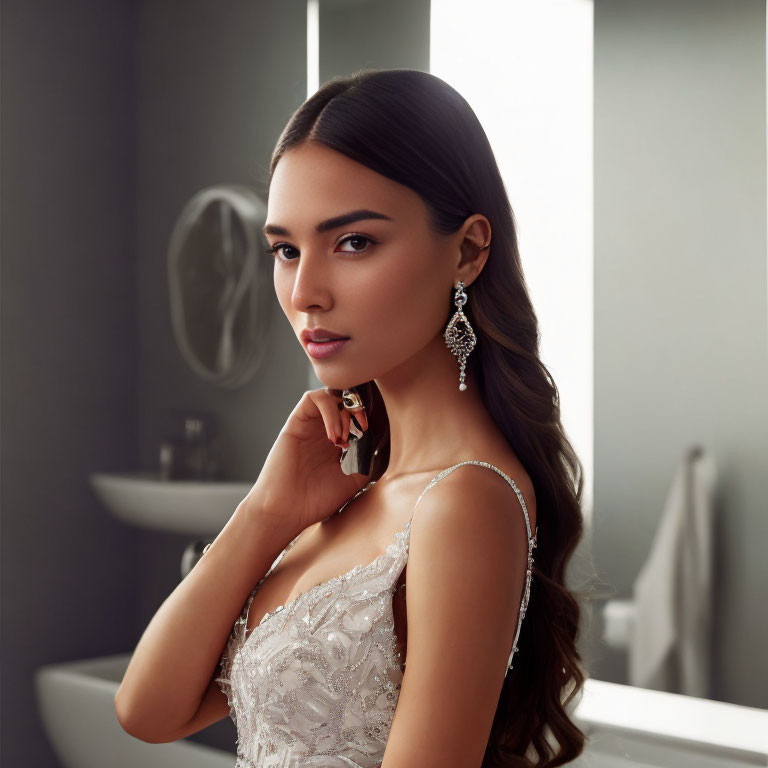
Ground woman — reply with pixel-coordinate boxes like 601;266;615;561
115;68;587;767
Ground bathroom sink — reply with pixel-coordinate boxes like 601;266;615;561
89;472;254;536
35;653;235;768
569;677;768;767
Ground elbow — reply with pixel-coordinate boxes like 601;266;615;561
114;688;173;744
114;687;133;733
115;689;141;740
115;688;148;741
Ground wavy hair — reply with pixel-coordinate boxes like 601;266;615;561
267;68;588;767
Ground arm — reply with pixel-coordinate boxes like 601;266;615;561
114;500;294;743
381;466;532;768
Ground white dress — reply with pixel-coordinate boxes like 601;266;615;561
216;460;537;767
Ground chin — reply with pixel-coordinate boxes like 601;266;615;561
315;372;367;392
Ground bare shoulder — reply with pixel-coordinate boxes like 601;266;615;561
414;461;533;547
420;457;535;530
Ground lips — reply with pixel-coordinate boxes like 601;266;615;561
301;327;350;343
305;337;350;360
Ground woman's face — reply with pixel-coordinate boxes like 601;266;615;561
265;140;459;390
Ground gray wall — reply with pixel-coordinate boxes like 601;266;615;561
1;2;140;766
592;0;768;708
319;0;430;85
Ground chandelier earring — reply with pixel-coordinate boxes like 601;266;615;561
444;280;477;391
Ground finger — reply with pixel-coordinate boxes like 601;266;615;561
340;408;351;445
349;411;364;433
306;389;346;443
331;394;349;442
330;393;354;444
318;387;367;444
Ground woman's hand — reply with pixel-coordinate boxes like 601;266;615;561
241;387;371;540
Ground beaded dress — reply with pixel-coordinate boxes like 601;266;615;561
215;460;537;768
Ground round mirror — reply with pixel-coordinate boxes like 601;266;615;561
168;184;272;389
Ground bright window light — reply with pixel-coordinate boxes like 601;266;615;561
431;0;594;522
307;0;319;98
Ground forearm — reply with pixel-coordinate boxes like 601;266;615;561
114;500;291;740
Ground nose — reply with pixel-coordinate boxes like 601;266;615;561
289;248;332;312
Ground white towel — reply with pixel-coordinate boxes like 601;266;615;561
629;446;717;697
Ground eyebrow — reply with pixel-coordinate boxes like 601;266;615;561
263;209;393;237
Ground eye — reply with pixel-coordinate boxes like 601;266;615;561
265;243;299;261
336;234;375;254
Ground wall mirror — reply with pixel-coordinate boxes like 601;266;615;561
167;184;272;389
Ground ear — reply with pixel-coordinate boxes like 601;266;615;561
454;214;492;288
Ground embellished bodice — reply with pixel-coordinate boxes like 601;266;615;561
215;460;537;768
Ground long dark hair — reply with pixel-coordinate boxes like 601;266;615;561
268;68;588;767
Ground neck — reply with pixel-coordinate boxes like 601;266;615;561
372;331;501;481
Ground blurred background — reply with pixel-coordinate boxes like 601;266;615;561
1;0;766;766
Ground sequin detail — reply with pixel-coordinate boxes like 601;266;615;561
215;460;536;767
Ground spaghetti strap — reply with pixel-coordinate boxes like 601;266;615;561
409;459;538;677
411;460;537;548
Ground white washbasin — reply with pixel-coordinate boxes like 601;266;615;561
569;677;768;767
89;472;254;536
35;653;234;768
